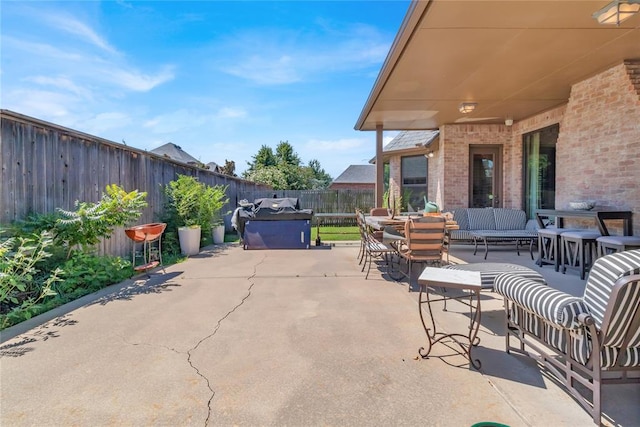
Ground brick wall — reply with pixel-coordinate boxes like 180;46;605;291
440;124;514;210
556;61;640;234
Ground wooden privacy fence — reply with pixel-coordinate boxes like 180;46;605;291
0;110;270;257
238;189;376;225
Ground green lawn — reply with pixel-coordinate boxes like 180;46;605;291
223;226;359;243
312;226;359;241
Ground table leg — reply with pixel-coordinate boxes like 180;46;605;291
417;285;482;369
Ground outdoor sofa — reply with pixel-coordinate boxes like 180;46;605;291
448;208;539;259
494;249;640;424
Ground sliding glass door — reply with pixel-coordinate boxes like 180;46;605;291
523;125;558;218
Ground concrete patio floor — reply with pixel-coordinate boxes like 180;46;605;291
1;242;639;426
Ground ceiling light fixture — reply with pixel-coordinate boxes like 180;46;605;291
458;102;477;114
593;0;640;25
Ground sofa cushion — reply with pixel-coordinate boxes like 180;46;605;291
466;208;496;230
493;208;527;230
494;273;590;329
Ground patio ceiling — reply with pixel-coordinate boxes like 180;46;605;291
355;0;640;131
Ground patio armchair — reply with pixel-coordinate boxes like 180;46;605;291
493;249;640;424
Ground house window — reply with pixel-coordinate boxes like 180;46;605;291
401;155;427;211
523;124;558;218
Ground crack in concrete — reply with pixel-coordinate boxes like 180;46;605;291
186;255;266;426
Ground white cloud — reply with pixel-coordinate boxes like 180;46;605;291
143;106;248;135
103;65;175;92
216;107;247;119
223;54;301;85
2;88;75;120
44;13;119;55
82;112;133;135
216;24;389;85
24;75;92;99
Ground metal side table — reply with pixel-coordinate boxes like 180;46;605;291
417;267;483;369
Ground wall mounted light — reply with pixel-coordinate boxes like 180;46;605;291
424;151;434;158
458;102;477;114
593;0;640;25
505;118;514;126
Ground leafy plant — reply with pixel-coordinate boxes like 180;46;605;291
0;232;63;329
56;252;132;295
164;175;228;229
165;175;203;228
56;184;147;257
204;184;229;228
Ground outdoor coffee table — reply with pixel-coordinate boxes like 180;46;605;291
417;267;483;369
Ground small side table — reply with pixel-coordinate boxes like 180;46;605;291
417;267;483;369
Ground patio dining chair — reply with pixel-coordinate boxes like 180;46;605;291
399;216;447;290
357;210;397;279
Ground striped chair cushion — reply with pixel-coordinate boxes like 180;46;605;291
494;208;527;231
583;249;640;329
445;262;545;289
494;274;590;329
466;208;496;230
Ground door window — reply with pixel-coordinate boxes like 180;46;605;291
469;146;502;208
401;155;427;212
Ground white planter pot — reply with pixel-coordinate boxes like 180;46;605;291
212;225;225;244
178;226;201;256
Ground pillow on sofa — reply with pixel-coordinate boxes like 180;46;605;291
493;208;527;230
451;209;470;230
467;208;496;230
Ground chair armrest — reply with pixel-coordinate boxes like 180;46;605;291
494;273;591;329
577;312;595;327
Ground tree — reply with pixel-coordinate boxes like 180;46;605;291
307;159;332;189
275;141;301;167
244;166;288;189
243;141;332;190
245;145;277;176
221;159;236;177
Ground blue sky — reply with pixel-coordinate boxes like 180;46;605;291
1;0;408;178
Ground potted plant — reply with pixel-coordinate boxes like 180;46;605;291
201;185;229;245
165;176;230;255
165;175;204;256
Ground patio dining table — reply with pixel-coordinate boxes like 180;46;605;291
365;215;459;233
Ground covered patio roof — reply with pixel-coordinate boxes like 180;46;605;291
355;0;640;131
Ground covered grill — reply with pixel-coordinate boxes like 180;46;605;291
233;197;313;249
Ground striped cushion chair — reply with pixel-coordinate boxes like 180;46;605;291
494;249;640;424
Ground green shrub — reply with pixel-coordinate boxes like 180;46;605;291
57;252;132;296
0;232;63;329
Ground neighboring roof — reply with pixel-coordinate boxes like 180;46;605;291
355;0;640;130
383;130;438;153
331;165;376;184
368;131;439;163
206;162;222;173
151;143;201;165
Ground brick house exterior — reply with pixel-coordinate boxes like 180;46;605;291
384;61;639;235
